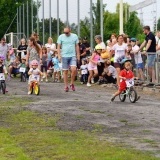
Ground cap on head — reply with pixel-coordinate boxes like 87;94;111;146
95;44;102;50
120;58;131;65
130;38;137;42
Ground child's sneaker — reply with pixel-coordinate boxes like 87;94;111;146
87;83;91;87
91;78;94;84
41;78;43;82
110;94;115;102
45;79;48;82
64;86;69;92
70;84;75;91
28;91;31;95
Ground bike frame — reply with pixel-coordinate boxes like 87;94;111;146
121;87;132;96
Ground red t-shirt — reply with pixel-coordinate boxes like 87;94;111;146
119;69;134;91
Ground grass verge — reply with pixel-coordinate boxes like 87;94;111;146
0;96;159;160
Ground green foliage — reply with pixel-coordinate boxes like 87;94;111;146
103;11;119;41
125;12;143;38
157;18;160;31
0;0;38;38
39;18;65;43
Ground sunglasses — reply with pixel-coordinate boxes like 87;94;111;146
64;32;69;35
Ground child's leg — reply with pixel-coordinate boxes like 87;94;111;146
93;69;98;78
111;90;122;101
116;67;121;86
28;83;32;94
138;68;144;81
57;71;60;81
88;70;93;83
53;72;57;81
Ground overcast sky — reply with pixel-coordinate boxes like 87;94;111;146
38;0;159;31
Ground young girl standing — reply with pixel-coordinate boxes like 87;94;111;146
52;51;61;82
111;35;127;86
87;45;101;87
41;47;48;82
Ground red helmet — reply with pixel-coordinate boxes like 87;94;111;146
31;60;38;66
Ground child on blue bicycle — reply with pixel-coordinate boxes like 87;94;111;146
111;59;139;102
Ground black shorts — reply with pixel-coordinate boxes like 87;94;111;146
97;62;104;76
41;65;47;72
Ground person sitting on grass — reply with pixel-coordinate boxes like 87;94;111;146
102;58;117;84
110;59;140;102
28;60;43;95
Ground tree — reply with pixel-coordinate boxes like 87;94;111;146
103;11;119;41
125;12;143;38
92;0;106;36
39;18;65;43
0;0;39;38
157;18;160;31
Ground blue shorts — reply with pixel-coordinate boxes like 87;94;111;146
62;56;77;70
135;63;144;69
12;68;19;74
147;54;156;67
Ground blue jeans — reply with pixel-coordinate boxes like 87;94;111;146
62;56;77;70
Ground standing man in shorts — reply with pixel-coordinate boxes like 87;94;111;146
0;37;9;64
57;27;80;92
138;26;156;83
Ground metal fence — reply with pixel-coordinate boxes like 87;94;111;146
134;52;160;86
14;0;105;49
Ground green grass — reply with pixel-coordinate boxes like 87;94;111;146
0;97;159;160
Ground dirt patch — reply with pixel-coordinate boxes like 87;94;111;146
4;79;160;157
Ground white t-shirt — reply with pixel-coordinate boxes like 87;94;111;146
108;65;117;79
80;64;88;74
112;43;127;63
45;43;56;50
132;45;142;64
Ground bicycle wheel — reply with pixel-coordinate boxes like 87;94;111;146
34;83;40;95
30;83;33;94
119;90;126;102
1;81;6;94
129;88;137;103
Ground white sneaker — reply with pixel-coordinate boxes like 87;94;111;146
28;91;31;95
45;79;48;82
91;78;94;84
87;83;91;87
41;79;43;82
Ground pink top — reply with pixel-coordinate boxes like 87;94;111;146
93;54;100;62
